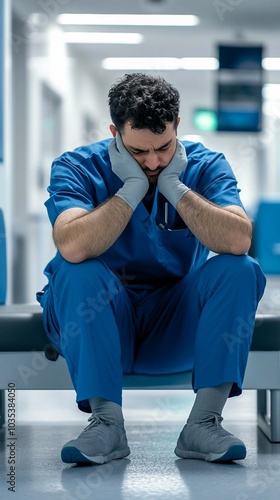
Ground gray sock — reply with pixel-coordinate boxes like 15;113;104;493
89;397;124;425
187;383;233;423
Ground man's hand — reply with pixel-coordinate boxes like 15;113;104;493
157;140;190;208
109;133;149;211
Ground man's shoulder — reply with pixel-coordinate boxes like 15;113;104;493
57;138;112;164
181;140;221;164
181;141;231;178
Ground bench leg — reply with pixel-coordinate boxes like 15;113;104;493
257;389;280;442
0;390;5;427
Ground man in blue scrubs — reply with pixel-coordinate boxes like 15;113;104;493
37;73;266;465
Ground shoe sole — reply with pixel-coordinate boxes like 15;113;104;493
61;446;130;465
174;444;246;462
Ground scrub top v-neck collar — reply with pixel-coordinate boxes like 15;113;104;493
135;185;161;223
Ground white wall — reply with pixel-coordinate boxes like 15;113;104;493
0;0;12;302
16;22;104;301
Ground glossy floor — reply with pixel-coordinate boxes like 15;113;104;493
0;389;280;500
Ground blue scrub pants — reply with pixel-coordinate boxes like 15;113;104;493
40;254;266;412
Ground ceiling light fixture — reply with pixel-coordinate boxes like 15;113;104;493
57;13;200;27
181;58;219;70
63;32;143;44
262;58;280;70
102;57;219;71
262;84;280;100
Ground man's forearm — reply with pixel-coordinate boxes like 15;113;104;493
176;190;252;255
53;196;133;263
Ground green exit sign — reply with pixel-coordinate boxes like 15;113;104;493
193;109;217;132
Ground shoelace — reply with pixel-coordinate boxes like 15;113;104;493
201;415;234;438
195;415;230;436
193;414;222;426
84;415;111;433
212;415;223;429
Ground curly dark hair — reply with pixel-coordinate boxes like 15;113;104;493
108;73;180;134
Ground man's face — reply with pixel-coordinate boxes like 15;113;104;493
113;121;178;185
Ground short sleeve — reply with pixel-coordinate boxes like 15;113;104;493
184;143;245;211
200;154;245;209
45;151;95;226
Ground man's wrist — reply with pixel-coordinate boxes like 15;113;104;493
116;179;148;211
114;191;135;211
165;182;191;209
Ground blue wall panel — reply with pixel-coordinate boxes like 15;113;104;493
255;201;280;274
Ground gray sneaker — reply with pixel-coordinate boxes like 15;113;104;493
61;415;130;464
174;415;246;462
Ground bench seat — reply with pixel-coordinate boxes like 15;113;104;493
0;304;280;442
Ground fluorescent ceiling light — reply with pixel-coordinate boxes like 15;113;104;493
262;84;280;100
57;14;200;27
181;58;219;70
262;58;280;70
102;57;219;71
63;32;143;44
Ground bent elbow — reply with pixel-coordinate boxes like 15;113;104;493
57;243;88;264
230;236;252;256
230;221;253;255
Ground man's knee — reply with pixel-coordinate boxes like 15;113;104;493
209;254;263;278
57;258;114;286
205;254;266;298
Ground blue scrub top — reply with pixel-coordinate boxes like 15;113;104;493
44;139;245;285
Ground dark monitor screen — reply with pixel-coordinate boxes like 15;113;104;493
217;45;263;131
218;45;263;70
217;82;262;132
218;109;262;132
